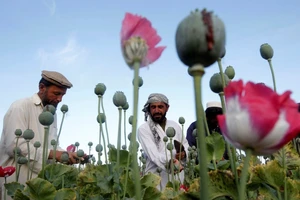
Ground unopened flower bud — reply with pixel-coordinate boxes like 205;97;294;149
123;102;129;110
94;83;106;96
192;129;197;137
75;142;80;147
224;66;235;79
113;91;127;108
178;117;185;125
175;9;226;67
163;136;168;143
97;160;102;165
132;76;143;87
15;129;22;137
61;152;69;163
122;145;127;150
13;147;22;156
167;143;173;151
97;113;106;124
166;127;176;138
43;105;56;115
127;133;132;141
23;129;34;141
209;73;230;94
260;43;273;60
17;156;28;165
39;111;54;126
60;104;68;113
88;142;93;147
128;116;133;125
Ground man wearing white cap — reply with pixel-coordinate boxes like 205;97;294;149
186;101;228;159
138;93;190;191
0;70;80;199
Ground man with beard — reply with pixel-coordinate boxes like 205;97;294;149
0;70;80;200
137;93;189;191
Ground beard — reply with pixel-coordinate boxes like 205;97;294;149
41;93;58;108
150;112;166;124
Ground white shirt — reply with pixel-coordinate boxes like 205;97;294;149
137;119;189;190
0;94;63;199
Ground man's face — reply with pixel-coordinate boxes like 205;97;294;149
149;102;169;123
39;84;67;108
206;107;223;130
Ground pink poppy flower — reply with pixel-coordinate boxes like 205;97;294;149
217;80;300;155
121;12;166;67
67;144;76;152
0;166;16;177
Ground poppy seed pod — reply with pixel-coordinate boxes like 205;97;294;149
209;73;230;94
224;66;235;80
15;129;22;137
178;117;185;125
163;136;168;143
88;142;93;147
43;105;56;115
220;46;226;58
75;142;80;147
156;167;162;173
167;143;173;151
94;83;106;96
97;113;106;124
39;111;54;126
77;149;84;157
123;102;129;110
34;141;41;148
132;76;143;87
17;156;28;165
260;43;274;60
128;116;133;125
60;104;68;113
60;152;69;163
127;133;132;141
96;144;103;152
113;91;127;108
175;9;226;67
51;139;56;146
122;145;127;150
166;127;176;138
23;129;35;141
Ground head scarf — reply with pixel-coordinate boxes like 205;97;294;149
142;93;169;148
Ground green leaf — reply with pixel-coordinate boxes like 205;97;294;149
142;187;161;200
54;188;76;200
140;173;161;188
108;148;130;167
39;163;78;189
13;189;30;200
23;177;57;200
217;160;230;170
205;132;226;162
4;181;25;197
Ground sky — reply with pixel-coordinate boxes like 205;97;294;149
1;0;300;158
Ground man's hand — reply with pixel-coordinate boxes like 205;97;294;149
175;151;186;160
173;159;184;174
49;150;84;165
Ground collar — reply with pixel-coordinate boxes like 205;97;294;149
31;93;42;106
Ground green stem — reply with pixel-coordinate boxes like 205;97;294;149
239;148;252;200
219;92;239;192
54;112;66;163
268;59;277;92
4;177;7;200
282;148;287;200
15;137;19;182
100;96;110;145
169;139;175;191
217;58;226;89
131;61;141;200
188;64;208;200
62;175;65;188
97;96;108;167
124;110;127;147
117;107;122;168
30;148;38;179
42;126;49;177
122;151;132;199
179;124;184;164
26;141;30;181
164;141;170;182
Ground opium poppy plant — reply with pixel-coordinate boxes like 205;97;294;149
121;12;166;67
217;80;300;155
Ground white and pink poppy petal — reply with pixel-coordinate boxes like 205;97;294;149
141;46;166;67
121;13;143;42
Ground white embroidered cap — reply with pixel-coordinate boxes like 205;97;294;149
206;101;222;109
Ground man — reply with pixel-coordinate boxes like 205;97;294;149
137;93;189;191
186;101;228;159
0;70;80;199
